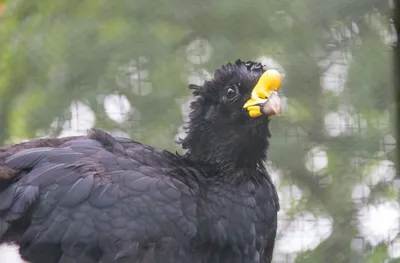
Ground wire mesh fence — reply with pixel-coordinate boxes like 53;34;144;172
0;0;397;262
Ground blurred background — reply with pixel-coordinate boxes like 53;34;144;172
0;0;397;262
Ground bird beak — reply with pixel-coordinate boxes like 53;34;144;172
243;69;282;118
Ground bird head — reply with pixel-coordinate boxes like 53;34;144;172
180;60;283;170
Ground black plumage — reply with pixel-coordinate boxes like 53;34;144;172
0;60;280;263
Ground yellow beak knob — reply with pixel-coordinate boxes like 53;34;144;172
243;69;282;114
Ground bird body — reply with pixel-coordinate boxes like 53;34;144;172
0;60;280;263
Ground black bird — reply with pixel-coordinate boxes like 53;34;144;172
0;60;282;263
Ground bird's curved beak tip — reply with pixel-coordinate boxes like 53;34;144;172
260;91;282;116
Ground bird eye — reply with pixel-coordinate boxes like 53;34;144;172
224;85;239;103
227;88;236;96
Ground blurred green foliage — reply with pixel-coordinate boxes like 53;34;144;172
0;0;395;262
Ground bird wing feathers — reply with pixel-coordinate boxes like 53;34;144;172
0;129;198;262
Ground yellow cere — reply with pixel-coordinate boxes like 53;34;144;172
243;69;282;118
